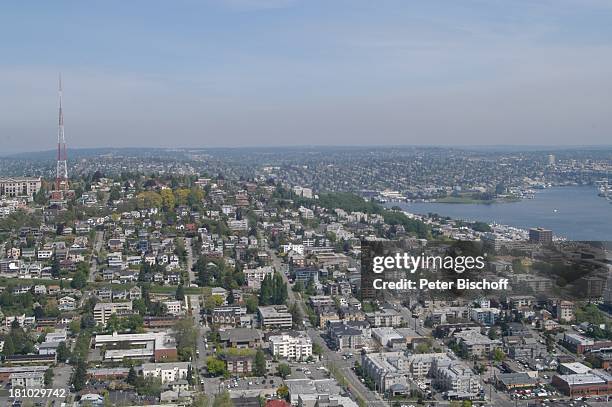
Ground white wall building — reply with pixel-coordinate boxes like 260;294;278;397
141;362;190;384
269;334;312;361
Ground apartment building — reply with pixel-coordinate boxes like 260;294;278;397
244;266;274;289
211;306;248;327
93;301;133;326
162;300;183;316
365;308;403;328
269;334;312;361
432;358;482;398
453;330;502;357
142;362;190;384
556;301;575;322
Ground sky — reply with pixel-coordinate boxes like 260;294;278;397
1;0;612;152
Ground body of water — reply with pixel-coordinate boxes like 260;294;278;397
390;186;611;241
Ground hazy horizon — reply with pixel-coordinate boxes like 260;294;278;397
2;0;612;151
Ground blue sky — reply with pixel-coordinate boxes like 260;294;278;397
2;0;612;151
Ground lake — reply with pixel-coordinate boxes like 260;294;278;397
389;186;612;241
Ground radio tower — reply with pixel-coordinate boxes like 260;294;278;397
56;74;68;192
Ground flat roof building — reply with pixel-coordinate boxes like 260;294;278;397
94;331;177;362
258;305;292;329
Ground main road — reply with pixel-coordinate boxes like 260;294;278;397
88;230;104;283
269;249;388;406
184;237;209;390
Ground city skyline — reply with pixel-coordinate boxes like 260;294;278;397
2;0;612;151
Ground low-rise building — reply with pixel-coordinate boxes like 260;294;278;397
453;329;501;358
163;300;183;316
211;306;247;327
219;328;262;349
269;334;312;361
432;358;482;398
365;308;403;327
258;305;292;329
552;371;612;397
328;320;370;351
93;301;133;326
556;301;575;322
94;331;177;362
10;371;44;388
142;362;190;384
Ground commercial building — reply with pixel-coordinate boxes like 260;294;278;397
0;366;47;382
10;371;45;388
372;327;405;349
293;268;319;285
560;362;592;375
0;177;42;197
258;305;292;329
562;333;596;354
495;373;537;391
552;371;612;397
94;331;177;362
269;334;312;361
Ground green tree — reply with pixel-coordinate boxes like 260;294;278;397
106;314;122;333
137;376;162;397
56;341;71;362
187;364;195;385
2;335;15;356
305;277;316;296
245;295;259;314
192;395;210;407
277;384;289;400
69;319;81;335
51;257;61;279
259;275;273;305
176;283;185;301
71;271;87;289
173;317;197;361
206;356;227;377
213;391;234;407
72;361;87;391
44;368;54;386
127;366;137;385
492;348;506;362
276;363;291;379
415;341;431;354
253;349;267;376
160;189;176;211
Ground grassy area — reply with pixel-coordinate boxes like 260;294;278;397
0;277;61;286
